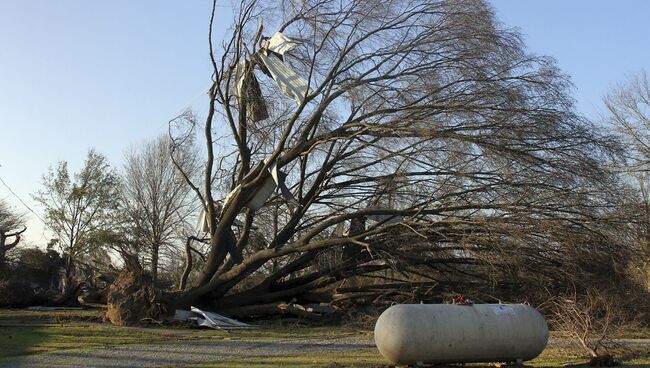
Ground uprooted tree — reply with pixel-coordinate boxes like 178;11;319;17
152;0;630;316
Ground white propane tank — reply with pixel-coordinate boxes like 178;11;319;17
374;304;548;365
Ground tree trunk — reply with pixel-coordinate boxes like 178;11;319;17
178;237;193;291
151;243;159;285
0;234;6;268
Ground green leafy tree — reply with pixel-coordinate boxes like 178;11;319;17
34;150;121;288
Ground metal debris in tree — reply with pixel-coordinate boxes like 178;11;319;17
234;31;311;115
195;201;244;233
257;49;310;104
264;32;297;57
223;160;297;211
366;206;403;225
195;201;222;233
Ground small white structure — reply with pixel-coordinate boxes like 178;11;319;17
374;304;548;365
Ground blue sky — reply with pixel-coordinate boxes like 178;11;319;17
491;0;650;117
1;1;649;245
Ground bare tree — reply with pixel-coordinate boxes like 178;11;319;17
0;199;26;265
604;70;650;290
546;285;623;366
121;135;197;283
34;150;121;295
158;0;624;314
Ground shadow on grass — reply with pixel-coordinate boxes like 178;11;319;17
0;309;99;359
0;326;50;358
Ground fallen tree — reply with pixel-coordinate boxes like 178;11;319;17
140;0;633;317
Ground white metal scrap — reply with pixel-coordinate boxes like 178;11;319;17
173;306;258;330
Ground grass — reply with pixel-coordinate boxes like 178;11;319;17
0;308;105;324
176;331;650;368
188;324;372;341
183;348;650;368
0;308;371;360
186;352;385;368
527;346;590;367
0;307;212;358
1;308;649;367
525;345;650;368
0;324;180;357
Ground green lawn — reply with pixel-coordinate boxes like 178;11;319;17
0;308;199;357
0;308;105;324
0;324;180;357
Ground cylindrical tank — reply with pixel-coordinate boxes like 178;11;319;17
374;304;548;365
